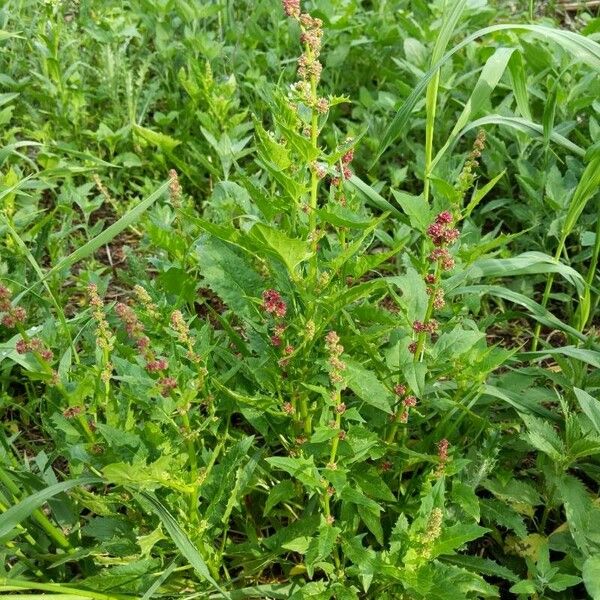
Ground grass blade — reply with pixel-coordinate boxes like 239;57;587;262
373;23;600;164
423;0;467;201
430;47;515;172
458;115;584;156
0;476;99;540
47;178;172;279
139;491;231;599
507;50;532;120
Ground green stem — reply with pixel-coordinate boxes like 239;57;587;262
531;236;564;351
180;410;199;522
423;70;440;204
299;396;312;437
576;200;600;331
414;264;441;361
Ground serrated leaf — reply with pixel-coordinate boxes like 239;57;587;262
196;236;263;320
249;223;312;274
133;123;181;152
520;413;565;462
452;482;480;521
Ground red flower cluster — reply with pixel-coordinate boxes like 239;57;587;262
331;139;354;187
394;382;417;424
262;290;287;318
428;247;455;271
158;377;177;397
394;384;407;396
146;358;169;372
0;285;26;328
426;212;459;247
412;320;438;334
16;337;53;362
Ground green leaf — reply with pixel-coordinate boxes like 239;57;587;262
480;499;528;538
387;267;429;321
468;251;584;295
347;175;405;221
432;328;485;360
264;480;296;516
46;179;171;279
344;361;393;414
353;469;396;502
430;523;489;558
431;47;515;170
133;124;181;152
583;555;600;599
574;388;600;435
444;554;519;583
391;190;431;232
558;473;595;554
520;413;565;461
196;236;263;320
548;574;582;592
306;523;340;575
510;580;538;594
450;285;587;343
357;504;384;545
266;456;322;489
459;115;584;157
508;50;532;120
464;170;506;218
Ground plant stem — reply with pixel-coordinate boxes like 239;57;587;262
531;237;564;351
576;198;600;331
414;264;441;361
180;410;199;523
299;396;312;437
423;69;440;205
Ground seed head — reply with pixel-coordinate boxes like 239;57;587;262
282;0;300;18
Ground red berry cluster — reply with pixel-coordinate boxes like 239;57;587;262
426;212;459;268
